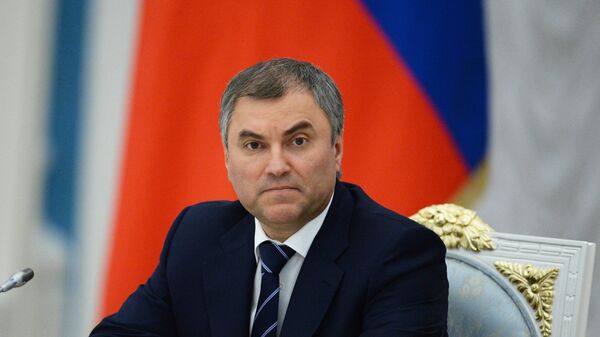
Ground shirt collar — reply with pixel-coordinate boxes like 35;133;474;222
254;191;334;261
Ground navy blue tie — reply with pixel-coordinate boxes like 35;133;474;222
251;242;295;337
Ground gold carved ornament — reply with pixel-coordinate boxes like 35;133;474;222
410;204;495;251
494;262;559;337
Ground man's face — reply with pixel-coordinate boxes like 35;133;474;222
225;89;343;231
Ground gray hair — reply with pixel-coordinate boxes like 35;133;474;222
219;58;344;148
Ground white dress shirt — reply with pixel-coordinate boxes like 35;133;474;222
249;193;334;336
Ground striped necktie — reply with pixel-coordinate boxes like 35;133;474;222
251;241;296;337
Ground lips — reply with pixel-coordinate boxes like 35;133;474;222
262;186;299;193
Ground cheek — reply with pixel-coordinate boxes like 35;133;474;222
300;150;338;179
228;169;254;204
227;157;263;188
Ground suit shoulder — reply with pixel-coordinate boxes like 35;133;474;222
170;200;249;243
184;200;248;222
343;182;445;258
344;182;421;231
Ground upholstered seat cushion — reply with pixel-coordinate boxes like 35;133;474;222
446;253;539;337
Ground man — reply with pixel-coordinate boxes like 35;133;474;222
91;58;448;337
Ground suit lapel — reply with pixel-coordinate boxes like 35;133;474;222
203;214;256;337
280;182;353;337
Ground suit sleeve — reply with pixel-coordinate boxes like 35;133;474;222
360;225;448;337
89;207;190;337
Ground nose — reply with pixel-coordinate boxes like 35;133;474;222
264;147;290;177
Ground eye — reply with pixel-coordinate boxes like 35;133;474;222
292;137;307;146
245;141;261;150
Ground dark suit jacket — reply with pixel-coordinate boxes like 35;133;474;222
91;182;448;337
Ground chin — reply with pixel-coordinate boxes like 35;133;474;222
262;205;303;227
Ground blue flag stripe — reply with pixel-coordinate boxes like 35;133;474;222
361;0;488;170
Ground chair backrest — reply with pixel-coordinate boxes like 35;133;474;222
411;204;596;337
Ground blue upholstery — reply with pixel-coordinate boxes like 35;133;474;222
446;251;540;337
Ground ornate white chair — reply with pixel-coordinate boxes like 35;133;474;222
411;204;596;337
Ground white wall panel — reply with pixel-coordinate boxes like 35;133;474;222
70;1;141;336
0;1;59;336
479;1;600;335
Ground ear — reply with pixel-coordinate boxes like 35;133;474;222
223;144;230;172
334;130;344;171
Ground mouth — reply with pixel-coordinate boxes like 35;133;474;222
263;186;299;193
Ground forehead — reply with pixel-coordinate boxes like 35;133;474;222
229;90;330;133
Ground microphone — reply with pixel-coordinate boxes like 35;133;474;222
0;268;34;293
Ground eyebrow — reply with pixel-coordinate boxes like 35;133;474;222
283;121;314;136
237;121;314;140
238;129;265;140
